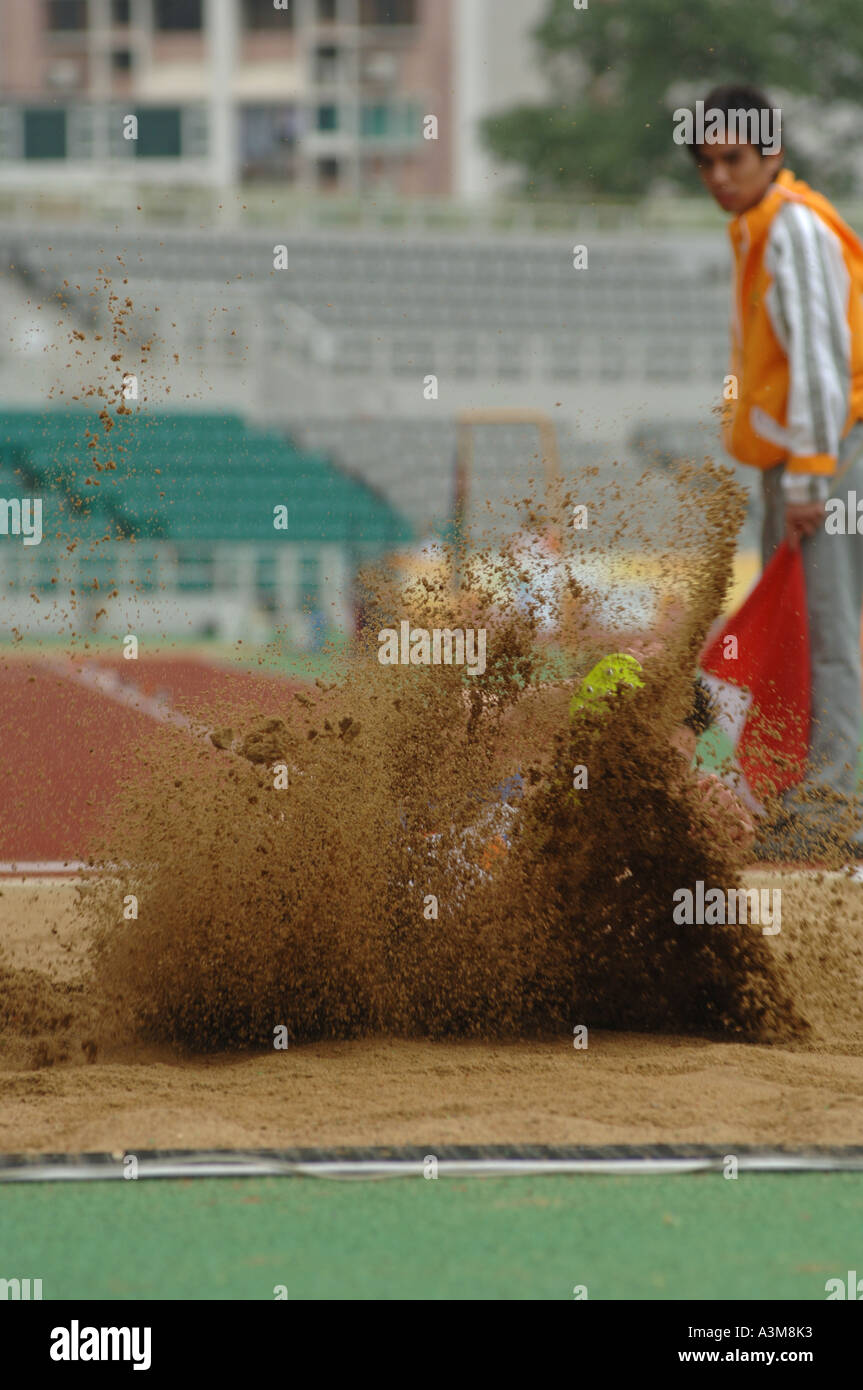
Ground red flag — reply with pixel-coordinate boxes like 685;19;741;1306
701;541;810;802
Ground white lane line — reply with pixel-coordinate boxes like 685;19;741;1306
49;659;197;731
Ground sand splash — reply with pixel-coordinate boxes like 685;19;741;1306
73;460;808;1050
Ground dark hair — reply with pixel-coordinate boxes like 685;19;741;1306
686;84;782;162
684;678;719;737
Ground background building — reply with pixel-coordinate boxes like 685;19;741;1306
0;0;772;649
0;0;454;195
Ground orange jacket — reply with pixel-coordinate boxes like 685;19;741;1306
724;169;863;476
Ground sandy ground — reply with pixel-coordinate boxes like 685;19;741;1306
2;879;863;1153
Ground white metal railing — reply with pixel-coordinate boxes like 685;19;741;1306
3;180;861;238
0;538;380;643
3;164;861;239
0;179;817;237
0;538;392;594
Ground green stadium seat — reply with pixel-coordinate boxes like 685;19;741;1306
0;409;413;592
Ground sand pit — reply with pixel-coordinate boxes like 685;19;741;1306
1;877;863;1154
2;466;862;1158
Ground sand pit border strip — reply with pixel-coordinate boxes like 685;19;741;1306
0;862;91;875
3;1146;863;1183
0;864;133;881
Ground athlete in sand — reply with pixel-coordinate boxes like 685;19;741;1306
465;656;754;873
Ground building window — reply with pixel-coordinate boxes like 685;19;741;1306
23;109;67;159
361;104;389;138
111;49;133;71
154;0;202;30
46;57;84;89
317;104;338;132
317;157;340;186
111;0;131;23
359;0;417;24
314;45;339;83
243;0;294;27
360;102;418;139
240;105;299;178
46;0;88;30
134;107;182;157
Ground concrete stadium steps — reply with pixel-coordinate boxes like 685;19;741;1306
0;226;731;383
289;416;619;535
287;413;763;554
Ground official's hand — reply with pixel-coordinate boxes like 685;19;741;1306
785;500;826;549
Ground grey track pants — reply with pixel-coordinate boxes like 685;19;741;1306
761;421;863;842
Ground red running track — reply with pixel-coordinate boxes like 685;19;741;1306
0;655;298;866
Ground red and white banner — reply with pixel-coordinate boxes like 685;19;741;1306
700;541;810;809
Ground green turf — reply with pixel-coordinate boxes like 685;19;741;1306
2;1173;860;1300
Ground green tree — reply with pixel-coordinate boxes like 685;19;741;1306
481;0;863;198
